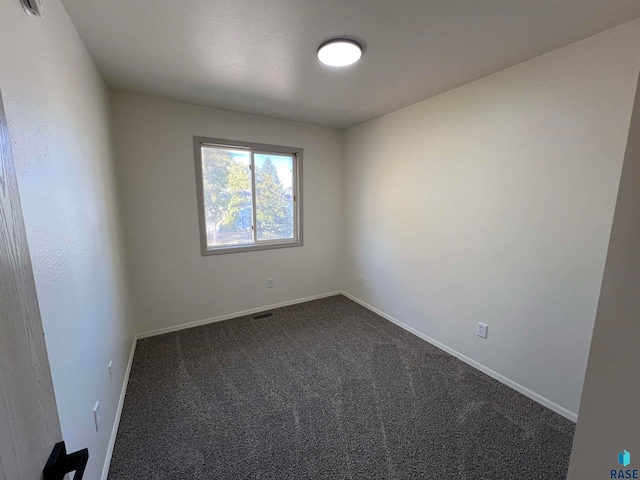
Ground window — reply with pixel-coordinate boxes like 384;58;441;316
194;137;302;255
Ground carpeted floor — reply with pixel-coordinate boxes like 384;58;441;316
108;295;575;479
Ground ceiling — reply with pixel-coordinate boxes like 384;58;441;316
61;0;640;129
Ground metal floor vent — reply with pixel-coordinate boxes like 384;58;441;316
252;312;274;320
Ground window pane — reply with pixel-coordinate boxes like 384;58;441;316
201;146;253;247
254;153;294;241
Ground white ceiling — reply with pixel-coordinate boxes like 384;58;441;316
61;0;640;129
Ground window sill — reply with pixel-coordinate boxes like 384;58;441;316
201;239;303;256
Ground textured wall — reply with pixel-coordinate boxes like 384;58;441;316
0;1;134;478
342;19;640;416
111;92;344;334
567;74;640;478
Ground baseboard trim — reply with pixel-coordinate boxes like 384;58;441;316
102;291;342;477
101;337;137;480
136;291;343;339
340;291;578;423
100;288;575;479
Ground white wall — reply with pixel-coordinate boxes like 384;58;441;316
342;19;640;416
567;73;640;478
111;92;344;334
0;1;134;479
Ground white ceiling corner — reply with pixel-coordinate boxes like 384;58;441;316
61;0;640;129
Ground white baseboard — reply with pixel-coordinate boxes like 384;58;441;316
340;291;578;423
101;337;137;480
136;291;342;339
101;289;575;480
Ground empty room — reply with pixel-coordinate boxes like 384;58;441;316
1;1;639;479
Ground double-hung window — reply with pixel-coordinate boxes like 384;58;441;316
194;137;302;255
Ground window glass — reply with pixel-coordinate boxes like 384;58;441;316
254;153;294;241
195;138;302;255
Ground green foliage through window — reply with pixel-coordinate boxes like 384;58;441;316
197;141;300;252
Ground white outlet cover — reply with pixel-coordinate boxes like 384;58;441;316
267;277;274;288
477;323;488;339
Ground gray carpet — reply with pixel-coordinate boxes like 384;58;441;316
108;295;574;479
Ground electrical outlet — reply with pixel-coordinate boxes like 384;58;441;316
267;277;274;288
108;361;114;384
359;274;364;284
93;401;101;432
477;323;488;339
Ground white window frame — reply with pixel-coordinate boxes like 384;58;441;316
194;136;303;255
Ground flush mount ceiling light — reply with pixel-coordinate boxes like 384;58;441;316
317;38;363;67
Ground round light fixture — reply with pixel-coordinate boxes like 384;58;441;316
317;39;362;67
